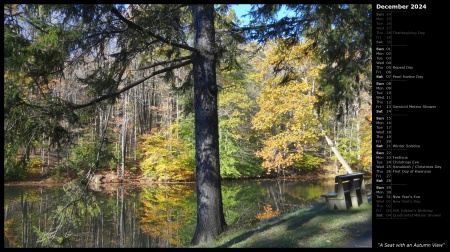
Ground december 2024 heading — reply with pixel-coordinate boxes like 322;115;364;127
376;4;426;10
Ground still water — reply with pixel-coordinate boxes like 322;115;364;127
4;180;336;248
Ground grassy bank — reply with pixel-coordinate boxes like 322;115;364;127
194;201;372;248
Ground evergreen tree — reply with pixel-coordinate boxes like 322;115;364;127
4;4;371;245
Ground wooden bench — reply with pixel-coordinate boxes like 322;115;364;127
321;172;368;210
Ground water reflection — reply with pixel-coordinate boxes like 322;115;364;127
4;180;336;248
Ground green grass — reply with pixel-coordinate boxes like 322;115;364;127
193;202;372;248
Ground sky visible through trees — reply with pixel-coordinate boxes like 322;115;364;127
233;4;296;26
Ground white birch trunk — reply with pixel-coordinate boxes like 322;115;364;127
324;134;354;174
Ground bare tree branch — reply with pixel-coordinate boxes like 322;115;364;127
85;28;129;39
138;55;191;70
71;59;193;110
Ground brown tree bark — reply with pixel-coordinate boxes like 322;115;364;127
190;4;227;245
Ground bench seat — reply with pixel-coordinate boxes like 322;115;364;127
321;172;368;210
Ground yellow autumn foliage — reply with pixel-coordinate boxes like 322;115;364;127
252;39;324;174
139;184;194;246
138;124;195;181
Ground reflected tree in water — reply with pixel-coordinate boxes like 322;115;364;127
33;181;100;247
139;184;196;247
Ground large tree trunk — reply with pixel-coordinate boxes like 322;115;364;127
191;4;227;246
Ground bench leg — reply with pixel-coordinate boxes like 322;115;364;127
360;181;369;204
350;194;359;208
349;180;359;208
326;200;335;210
324;198;346;210
337;199;347;210
360;190;368;204
327;198;347;210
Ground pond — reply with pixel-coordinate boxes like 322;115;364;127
4;179;338;248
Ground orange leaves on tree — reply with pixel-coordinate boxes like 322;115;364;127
255;204;280;221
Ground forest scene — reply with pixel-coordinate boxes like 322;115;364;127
4;4;372;247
